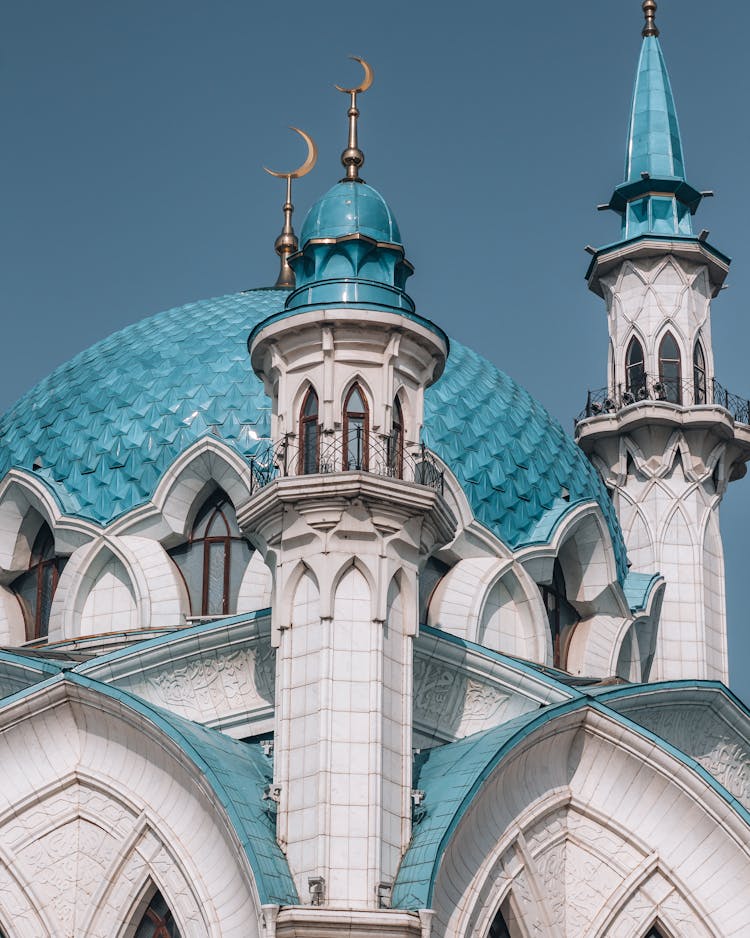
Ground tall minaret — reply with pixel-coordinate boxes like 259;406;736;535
576;1;750;682
242;60;454;916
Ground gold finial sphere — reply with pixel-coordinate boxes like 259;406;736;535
642;0;659;37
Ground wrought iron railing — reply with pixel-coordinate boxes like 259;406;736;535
576;375;750;427
248;430;444;495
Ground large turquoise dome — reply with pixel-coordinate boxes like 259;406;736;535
0;290;627;577
299;181;402;246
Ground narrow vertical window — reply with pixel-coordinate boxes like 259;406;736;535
299;387;319;475
11;523;64;640
134;889;182;938
343;384;369;471
390;397;404;477
658;332;682;403
625;337;646;398
693;338;707;404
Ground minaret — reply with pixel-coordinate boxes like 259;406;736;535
576;2;750;682
242;60;454;914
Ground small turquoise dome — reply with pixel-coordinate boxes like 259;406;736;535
0;291;627;579
299;181;402;246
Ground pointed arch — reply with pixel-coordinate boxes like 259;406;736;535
625;334;647;398
343;382;369;471
657;331;682;403
168;487;253;618
389;394;405;477
9;520;66;640
693;336;707;404
298;385;320;475
132;885;183;937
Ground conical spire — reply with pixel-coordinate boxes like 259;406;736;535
625;6;685;182
601;2;703;241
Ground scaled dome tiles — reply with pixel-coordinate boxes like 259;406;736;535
0;290;626;575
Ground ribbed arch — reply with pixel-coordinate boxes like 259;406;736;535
10;520;65;640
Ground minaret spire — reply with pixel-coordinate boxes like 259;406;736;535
335;56;373;183
642;0;659;37
264;127;318;289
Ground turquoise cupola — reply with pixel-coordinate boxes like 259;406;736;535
285;70;415;314
605;1;703;240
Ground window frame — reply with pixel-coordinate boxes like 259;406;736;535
658;331;682;404
693;338;707;405
343;383;369;471
298;386;320;475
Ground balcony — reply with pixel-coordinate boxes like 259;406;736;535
247;431;445;496
576;376;750;427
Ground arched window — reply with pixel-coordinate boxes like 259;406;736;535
169;489;253;617
298;387;319;475
134;889;182;938
540;560;579;670
658;332;682;403
625;336;646;398
11;522;65;639
343;384;369;471
693;338;707;404
389;397;404;477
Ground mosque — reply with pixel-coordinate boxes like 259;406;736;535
0;2;748;936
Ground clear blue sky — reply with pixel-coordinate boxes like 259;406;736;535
3;1;750;701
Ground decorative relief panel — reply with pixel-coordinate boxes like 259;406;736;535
15;818;118;937
623;704;750;808
413;656;509;741
117;641;275;725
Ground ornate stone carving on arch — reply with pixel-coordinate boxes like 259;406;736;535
425;707;743;938
47;534;187;642
0;682;268;937
426;557;549;664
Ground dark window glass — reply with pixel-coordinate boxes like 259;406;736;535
658;332;682;403
299;387;319;475
343;384;368;471
389;398;404;477
169;489;252;617
625;337;646;398
10;523;65;640
134;889;182;938
539;560;579;670
693;339;707;404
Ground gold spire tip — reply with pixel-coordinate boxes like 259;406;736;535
335;56;374;183
642;0;659;37
264;127;318;289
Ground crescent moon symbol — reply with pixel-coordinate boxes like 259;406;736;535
335;55;374;95
264;126;318;180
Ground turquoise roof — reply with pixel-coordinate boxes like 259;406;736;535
0;290;627;577
299;181;402;246
625;36;684;182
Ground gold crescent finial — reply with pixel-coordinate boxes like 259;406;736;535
335;56;374;183
264;127;318;289
334;55;374;95
263;126;318;180
642;0;659;37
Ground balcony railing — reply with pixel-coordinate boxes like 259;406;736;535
576;376;750;427
248;431;444;496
